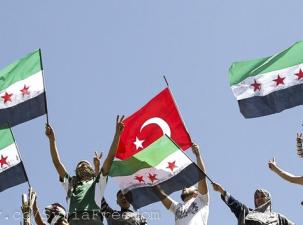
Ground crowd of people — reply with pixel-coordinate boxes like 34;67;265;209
20;116;300;225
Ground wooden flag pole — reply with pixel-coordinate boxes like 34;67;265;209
9;127;31;188
166;134;214;184
38;49;49;125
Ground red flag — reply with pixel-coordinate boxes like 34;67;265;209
116;88;192;160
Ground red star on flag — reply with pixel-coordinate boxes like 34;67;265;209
295;69;303;80
134;175;144;183
167;161;177;172
148;173;158;183
0;155;8;168
20;85;30;96
273;75;285;86
1;92;13;103
250;79;261;92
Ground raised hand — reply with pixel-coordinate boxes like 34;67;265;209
297;133;302;142
93;151;102;170
116;115;125;135
212;182;225;195
191;143;200;156
45;124;55;141
268;157;278;172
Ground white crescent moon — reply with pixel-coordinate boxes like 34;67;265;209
140;117;171;137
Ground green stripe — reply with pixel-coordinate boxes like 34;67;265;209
110;135;179;177
229;40;303;85
0;127;14;150
0;50;41;92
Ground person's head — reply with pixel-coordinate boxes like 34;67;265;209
254;189;271;208
116;190;130;210
45;203;68;225
75;160;95;180
180;186;198;202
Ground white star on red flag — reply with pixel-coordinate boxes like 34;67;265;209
133;137;144;150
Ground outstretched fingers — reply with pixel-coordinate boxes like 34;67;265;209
94;151;103;160
118;115;125;123
116;115;125;133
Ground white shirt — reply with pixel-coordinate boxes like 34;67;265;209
169;192;209;225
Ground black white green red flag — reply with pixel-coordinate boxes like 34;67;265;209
0;127;28;192
0;50;46;127
230;41;303;118
110;135;204;209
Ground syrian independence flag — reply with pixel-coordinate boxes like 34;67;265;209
230;40;303;118
116;88;192;160
0;127;28;192
110;135;204;209
0;50;46;127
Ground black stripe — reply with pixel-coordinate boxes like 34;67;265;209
0;162;28;192
124;163;205;209
238;83;303;118
0;93;46;127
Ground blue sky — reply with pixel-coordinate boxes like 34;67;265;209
1;1;303;224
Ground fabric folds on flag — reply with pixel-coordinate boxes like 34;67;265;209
0;127;28;192
116;88;191;160
0;50;46;127
229;40;303;118
110;135;204;209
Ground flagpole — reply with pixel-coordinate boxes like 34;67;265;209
38;49;49;125
165;134;214;184
9;127;31;188
165;80;193;145
163;75;169;87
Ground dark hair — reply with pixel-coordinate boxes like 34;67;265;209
116;190;123;198
180;193;186;201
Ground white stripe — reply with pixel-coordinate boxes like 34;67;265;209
94;172;108;208
0;71;44;109
50;215;62;225
114;150;192;192
0;143;20;173
231;63;303;100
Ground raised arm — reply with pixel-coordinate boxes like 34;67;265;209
212;182;249;219
21;193;32;225
101;115;125;176
21;189;45;225
152;185;174;210
268;158;303;185
191;143;208;195
32;196;46;225
94;152;103;176
45;124;67;179
101;197;115;218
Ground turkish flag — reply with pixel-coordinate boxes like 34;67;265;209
116;88;192;160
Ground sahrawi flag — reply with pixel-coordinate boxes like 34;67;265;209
230;41;303;118
0;127;28;192
116;87;192;160
0;50;46;127
110;135;204;209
